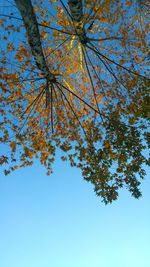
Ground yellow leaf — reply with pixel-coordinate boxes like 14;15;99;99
104;141;110;149
120;58;126;64
10;141;16;152
41;31;48;38
126;1;132;6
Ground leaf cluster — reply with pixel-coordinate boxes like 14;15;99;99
0;0;149;203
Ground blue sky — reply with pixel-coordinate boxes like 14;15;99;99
0;154;150;267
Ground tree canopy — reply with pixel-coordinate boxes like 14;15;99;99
0;0;149;203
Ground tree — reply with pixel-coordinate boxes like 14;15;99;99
0;0;149;203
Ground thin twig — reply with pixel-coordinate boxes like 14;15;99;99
56;81;99;114
82;46;105;123
87;42;150;80
56;83;87;137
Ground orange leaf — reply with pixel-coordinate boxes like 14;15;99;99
10;141;16;152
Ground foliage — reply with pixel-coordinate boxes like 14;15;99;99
0;0;149;203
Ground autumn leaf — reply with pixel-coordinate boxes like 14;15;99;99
10;141;16;152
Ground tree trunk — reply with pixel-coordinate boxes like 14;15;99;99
68;0;83;22
15;0;55;82
68;0;86;42
15;0;56;107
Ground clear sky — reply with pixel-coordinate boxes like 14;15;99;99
0;153;150;267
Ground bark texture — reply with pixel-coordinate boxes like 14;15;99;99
68;0;84;22
15;0;55;82
68;0;86;41
15;0;56;106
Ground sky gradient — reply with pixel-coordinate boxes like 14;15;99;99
0;154;150;267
